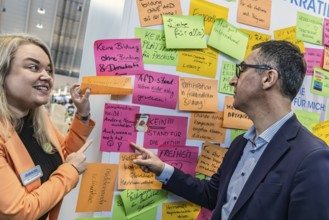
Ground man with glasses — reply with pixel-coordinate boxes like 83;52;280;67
131;40;329;220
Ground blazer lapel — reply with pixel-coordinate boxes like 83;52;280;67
228;116;300;219
5;115;63;193
5;132;41;192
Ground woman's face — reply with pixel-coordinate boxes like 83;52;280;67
4;43;53;116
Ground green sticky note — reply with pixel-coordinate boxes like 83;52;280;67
219;61;235;95
296;12;323;45
163;15;207;49
231;129;246;141
120;189;167;219
311;67;329;97
135;27;178;66
76;218;111;220
196;173;207;180
112;195;157;220
295;110;320;131
208;19;248;61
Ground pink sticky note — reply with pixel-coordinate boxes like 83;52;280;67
158;145;199;176
323;18;329;46
94;39;144;76
304;48;323;76
100;103;140;152
197;207;213;220
133;70;179;109
143;114;188;148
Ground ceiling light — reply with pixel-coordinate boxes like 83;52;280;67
36;23;43;29
37;8;45;14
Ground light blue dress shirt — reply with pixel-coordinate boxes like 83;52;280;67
221;111;293;220
157;112;293;220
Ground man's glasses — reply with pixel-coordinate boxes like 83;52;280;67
235;62;273;78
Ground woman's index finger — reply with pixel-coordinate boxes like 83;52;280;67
78;139;93;153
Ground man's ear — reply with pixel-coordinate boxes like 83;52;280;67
262;70;279;89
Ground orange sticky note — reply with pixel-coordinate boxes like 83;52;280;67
222;96;253;130
195;142;228;176
76;163;118;212
237;0;271;30
136;0;182;27
179;77;218;112
118;153;162;190
81;76;133;95
188;112;226;143
323;46;329;71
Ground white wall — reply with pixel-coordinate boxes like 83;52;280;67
58;0;126;219
59;0;329;219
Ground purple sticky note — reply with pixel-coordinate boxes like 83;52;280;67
304;48;323;76
94;39;144;76
197;207;213;220
158;145;199;176
143;114;188;148
100;103;140;152
133;70;179;109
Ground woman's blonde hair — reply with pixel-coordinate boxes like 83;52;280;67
0;33;56;153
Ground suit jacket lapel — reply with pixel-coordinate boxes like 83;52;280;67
228;116;300;219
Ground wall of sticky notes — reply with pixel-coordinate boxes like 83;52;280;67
61;0;329;219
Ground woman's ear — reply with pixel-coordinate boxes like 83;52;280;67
262;70;279;89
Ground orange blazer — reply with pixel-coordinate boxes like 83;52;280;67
0;116;95;220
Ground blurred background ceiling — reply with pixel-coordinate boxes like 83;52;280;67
0;0;91;93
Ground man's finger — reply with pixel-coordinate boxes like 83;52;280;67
130;142;144;152
78;139;93;153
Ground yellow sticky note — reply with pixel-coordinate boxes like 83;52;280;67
176;47;218;78
189;0;228;35
274;26;305;53
240;28;271;58
162;201;200;220
312;120;329;145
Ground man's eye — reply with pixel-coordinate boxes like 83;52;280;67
240;67;246;72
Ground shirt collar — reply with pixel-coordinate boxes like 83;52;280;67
243;111;294;143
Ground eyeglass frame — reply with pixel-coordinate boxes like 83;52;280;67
235;62;274;78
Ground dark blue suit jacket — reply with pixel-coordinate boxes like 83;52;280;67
163;115;329;220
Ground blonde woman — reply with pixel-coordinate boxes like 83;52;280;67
0;33;95;220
